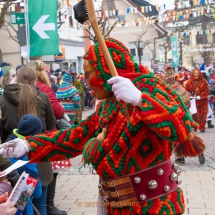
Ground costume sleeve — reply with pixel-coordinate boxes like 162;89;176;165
199;80;210;99
47;87;65;119
44;94;57;131
75;80;84;96
138;75;198;143
26;111;99;163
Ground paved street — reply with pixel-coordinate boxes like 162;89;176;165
55;110;215;215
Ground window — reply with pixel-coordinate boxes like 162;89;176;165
130;48;136;56
118;15;125;22
183;36;190;45
196;35;203;44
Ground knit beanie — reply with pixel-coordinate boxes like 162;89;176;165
17;114;43;136
0;62;10;68
83;37;150;91
62;72;73;83
16;65;23;72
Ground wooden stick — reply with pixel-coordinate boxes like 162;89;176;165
85;0;130;123
85;0;118;77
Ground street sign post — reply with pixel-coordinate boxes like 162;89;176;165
17;25;26;45
10;12;25;25
170;36;179;68
28;0;59;57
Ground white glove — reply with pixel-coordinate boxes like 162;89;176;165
107;76;141;106
196;95;201;100
0;138;29;158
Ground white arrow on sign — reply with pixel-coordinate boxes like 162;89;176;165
17;16;24;21
173;55;178;63
32;15;55;39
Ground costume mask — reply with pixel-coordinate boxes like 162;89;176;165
193;70;200;80
83;60;112;100
83;38;149;92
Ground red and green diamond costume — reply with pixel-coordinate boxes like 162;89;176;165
185;69;209;131
26;38;198;215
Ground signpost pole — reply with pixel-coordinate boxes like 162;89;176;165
24;0;30;63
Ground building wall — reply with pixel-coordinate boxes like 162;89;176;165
105;0;164;70
0;15;22;67
57;0;85;73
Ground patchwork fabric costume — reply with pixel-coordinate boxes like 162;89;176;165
164;66;205;161
25;38;198;215
164;65;190;109
185;69;209;131
56;72;81;124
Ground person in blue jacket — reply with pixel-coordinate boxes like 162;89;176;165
10;114;42;215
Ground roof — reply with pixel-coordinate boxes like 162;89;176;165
131;0;158;16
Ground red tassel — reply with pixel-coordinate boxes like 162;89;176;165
174;135;205;157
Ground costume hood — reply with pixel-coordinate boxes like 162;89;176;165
84;38;150;91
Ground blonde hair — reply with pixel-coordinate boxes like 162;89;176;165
28;60;50;86
17;66;38;118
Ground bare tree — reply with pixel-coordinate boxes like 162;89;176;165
79;3;117;43
1;20;22;45
0;0;14;63
198;44;215;66
159;36;172;64
133;30;152;65
184;44;215;67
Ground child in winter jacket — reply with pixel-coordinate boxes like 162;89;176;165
10;114;43;215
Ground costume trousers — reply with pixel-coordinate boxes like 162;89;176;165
192;102;208;130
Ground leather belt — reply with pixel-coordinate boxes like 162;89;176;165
99;160;182;208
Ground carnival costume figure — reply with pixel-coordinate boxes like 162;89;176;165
0;38;198;215
185;68;210;132
176;66;189;86
164;65;205;165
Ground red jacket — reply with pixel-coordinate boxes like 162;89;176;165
37;81;64;119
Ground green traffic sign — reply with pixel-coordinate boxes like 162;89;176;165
170;36;179;68
28;0;59;57
10;12;25;25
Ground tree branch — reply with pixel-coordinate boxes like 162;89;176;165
104;21;117;38
0;0;13;29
